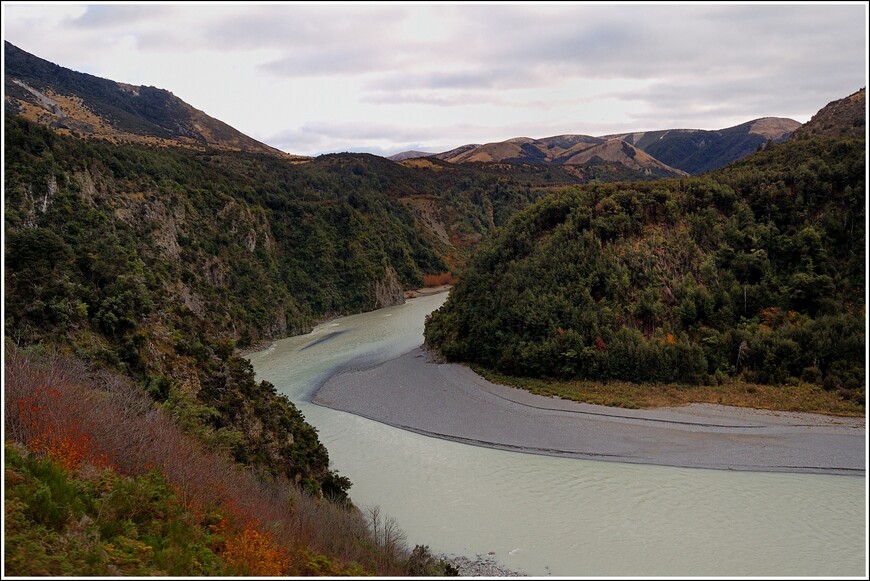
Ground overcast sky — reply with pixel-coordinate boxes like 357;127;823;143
3;3;867;156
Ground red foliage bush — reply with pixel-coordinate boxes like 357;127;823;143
422;272;454;287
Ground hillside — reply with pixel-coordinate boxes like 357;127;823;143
434;135;605;164
4;42;296;157
421;118;798;176
604;117;801;174
791;87;865;139
388;150;437;161
558;139;688;178
4;105;593;492
425;111;864;405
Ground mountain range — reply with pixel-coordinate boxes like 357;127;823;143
390;115;801;176
6;41;802;178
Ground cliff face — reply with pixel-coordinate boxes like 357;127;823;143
374;266;406;309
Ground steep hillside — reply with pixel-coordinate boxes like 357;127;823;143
4;42;295;157
425;129;865;405
606;117;801;174
434;134;604;165
558;139;688;177
791;88;865;139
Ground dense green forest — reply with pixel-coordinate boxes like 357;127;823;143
425;134;865;405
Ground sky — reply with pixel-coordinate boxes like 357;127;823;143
2;2;867;157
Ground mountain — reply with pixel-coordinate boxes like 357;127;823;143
603;117;801;174
557;138;688;177
791;87;865;139
434;135;603;164
429;133;687;179
424;118;798;176
433;143;482;161
388;150;437;161
425;91;865;405
4;42;296;157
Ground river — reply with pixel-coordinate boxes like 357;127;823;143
247;292;866;576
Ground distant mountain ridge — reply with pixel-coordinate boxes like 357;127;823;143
605;117;801;174
389;117;801;175
4;40;808;175
4;41;297;157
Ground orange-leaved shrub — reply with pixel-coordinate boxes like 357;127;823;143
4;344;413;575
422;272;454;287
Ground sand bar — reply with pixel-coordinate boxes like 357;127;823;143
313;348;865;475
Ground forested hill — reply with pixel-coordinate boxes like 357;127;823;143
425;126;865;405
791;87;865;140
4;111;586;494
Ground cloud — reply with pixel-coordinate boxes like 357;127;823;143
3;4;866;155
260;47;391;77
361;91;496;107
69;5;170;28
202;6;405;49
264;120;494;156
370;67;543;92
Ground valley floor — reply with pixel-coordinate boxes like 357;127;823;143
313;348;865;475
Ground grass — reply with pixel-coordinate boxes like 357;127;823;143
472;366;865;417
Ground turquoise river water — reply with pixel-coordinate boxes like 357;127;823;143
248;293;866;576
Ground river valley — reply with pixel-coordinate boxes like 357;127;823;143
247;292;866;576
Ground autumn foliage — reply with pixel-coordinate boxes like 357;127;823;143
16;386;111;472
218;518;293;576
4;345;423;576
422;272;455;287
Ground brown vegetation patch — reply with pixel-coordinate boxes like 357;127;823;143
4;344;421;575
473;366;865;416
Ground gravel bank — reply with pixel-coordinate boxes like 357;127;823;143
443;553;526;577
313;348;865;475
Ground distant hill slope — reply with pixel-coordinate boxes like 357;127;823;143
4;42;296;157
605;117;801;174
429;134;686;178
388;150;436;161
558;139;688;177
423;117;798;176
434;134;603;165
791;88;865;139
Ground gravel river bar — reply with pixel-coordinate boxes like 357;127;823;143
313;348;865;475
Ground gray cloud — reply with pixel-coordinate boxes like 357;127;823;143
70;5;170;28
454;4;865;82
361;91;495;107
5;3;866;155
203;6;405;49
370;67;542;91
265;120;489;156
261;47;390;77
